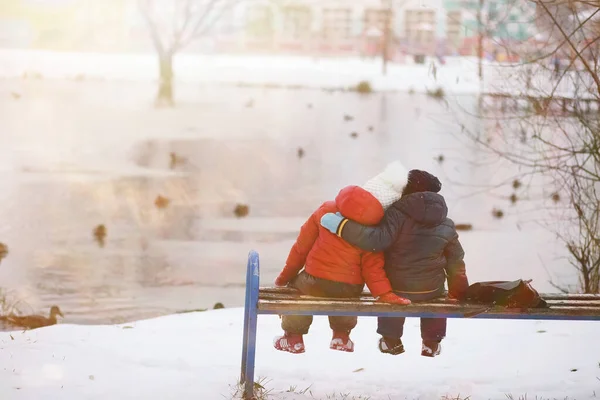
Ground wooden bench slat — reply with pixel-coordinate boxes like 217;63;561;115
259;299;482;311
257;292;600;308
544;300;600;307
259;287;600;301
259;298;600;311
260;287;600;300
257;299;600;318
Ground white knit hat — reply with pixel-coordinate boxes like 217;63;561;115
362;161;409;209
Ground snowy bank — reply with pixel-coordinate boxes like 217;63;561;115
0;49;588;98
1;308;599;399
0;49;481;94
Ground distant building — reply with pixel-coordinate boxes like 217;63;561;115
206;0;451;57
0;0;539;58
212;0;536;57
444;0;536;56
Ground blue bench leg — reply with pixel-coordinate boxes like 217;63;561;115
241;250;260;400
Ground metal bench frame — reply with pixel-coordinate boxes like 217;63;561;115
240;250;600;399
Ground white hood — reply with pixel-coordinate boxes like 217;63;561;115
362;161;409;209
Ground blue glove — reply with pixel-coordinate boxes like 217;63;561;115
320;212;344;234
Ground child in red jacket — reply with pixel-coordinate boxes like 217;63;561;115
274;161;411;354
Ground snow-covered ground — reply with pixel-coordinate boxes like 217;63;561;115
1;308;599;400
0;49;590;98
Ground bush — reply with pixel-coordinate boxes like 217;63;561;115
0;288;28;316
427;87;445;99
354;81;373;94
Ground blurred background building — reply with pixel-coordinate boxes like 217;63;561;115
0;0;539;58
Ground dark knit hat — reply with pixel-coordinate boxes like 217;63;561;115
402;169;442;196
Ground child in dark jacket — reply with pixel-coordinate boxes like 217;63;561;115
274;162;412;354
321;169;468;357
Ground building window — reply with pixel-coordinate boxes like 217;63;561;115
282;6;311;40
322;8;351;40
364;8;389;33
447;10;462;48
405;9;435;45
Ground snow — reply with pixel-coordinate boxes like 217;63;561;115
1;48;591;99
0;49;482;94
1;308;599;400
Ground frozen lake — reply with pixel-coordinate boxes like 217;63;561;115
0;67;575;324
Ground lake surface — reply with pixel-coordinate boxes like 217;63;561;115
0;77;573;325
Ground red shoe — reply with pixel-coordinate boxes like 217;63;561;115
421;340;442;357
330;331;354;352
273;332;305;354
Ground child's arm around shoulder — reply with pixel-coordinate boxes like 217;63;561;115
337;206;406;252
275;202;334;286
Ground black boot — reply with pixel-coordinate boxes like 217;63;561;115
378;336;405;355
421;340;442;357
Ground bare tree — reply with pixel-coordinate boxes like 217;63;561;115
139;0;237;106
560;183;600;293
459;0;600;292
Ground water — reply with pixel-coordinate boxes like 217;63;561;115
0;78;573;325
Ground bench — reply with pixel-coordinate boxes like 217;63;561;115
240;250;600;399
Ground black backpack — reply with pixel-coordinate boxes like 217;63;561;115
464;280;548;309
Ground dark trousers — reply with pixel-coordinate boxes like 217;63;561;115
377;316;447;342
281;271;364;335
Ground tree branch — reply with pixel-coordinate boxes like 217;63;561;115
171;0;195;51
139;0;166;55
176;0;221;51
536;1;600;96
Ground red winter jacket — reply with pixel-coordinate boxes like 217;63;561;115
277;186;393;297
